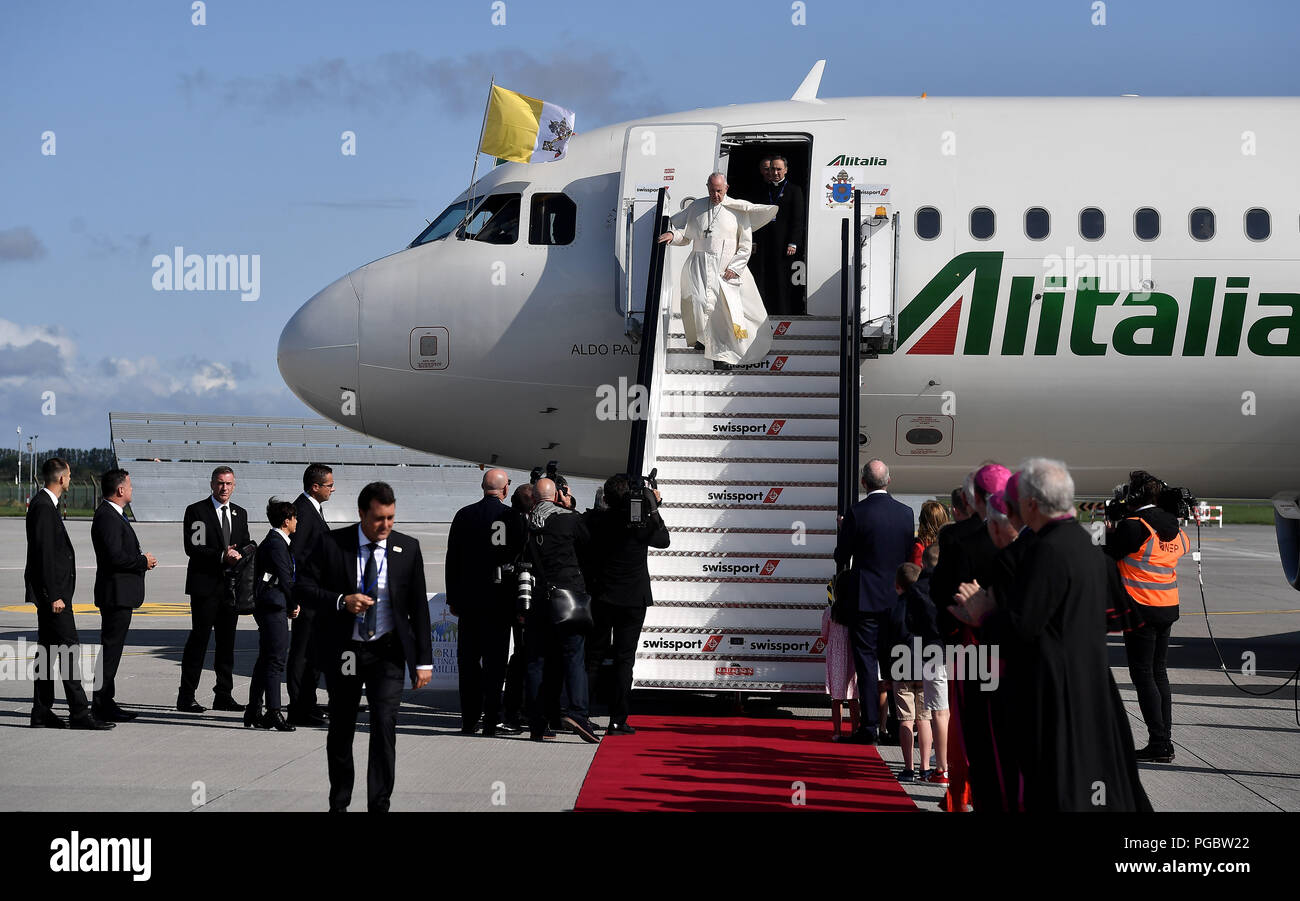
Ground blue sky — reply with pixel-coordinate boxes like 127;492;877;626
1;0;1297;448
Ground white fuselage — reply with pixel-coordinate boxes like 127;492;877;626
278;95;1300;499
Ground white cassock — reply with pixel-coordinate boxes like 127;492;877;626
668;197;778;365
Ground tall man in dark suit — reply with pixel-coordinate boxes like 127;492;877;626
178;466;250;712
287;463;335;726
298;481;433;812
747;154;806;315
446;468;521;736
834;459;915;743
91;468;157;721
26;457;111;730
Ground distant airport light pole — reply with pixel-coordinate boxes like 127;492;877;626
29;436;38;492
14;427;20;487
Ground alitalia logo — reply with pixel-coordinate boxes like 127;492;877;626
826;155;888;166
897;252;1299;357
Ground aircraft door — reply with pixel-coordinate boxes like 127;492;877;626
858;199;896;350
616;123;721;320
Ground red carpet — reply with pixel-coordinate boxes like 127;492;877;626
574;716;918;812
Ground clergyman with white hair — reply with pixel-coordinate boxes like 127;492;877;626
658;171;777;367
951;457;1151;812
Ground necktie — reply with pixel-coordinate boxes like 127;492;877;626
220;505;232;548
361;542;377;639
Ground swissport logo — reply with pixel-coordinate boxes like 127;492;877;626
763;487;784;503
702;635;723;652
700;559;781;576
770;355;789;371
773;321;791;336
810;637;827;655
766;419;786;436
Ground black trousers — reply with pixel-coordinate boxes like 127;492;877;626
587;602;647;726
33;603;89;718
325;634;405;812
249;606;290;710
502;621;526;721
179;591;239;700
95;606;133;707
849;610;889;732
286;605;322;716
525;610;587;729
456;609;511;729
1124;618;1175;744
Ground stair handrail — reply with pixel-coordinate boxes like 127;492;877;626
627;187;669;479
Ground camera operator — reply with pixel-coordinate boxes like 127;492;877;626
523;477;600;743
583;474;671;736
1105;470;1191;764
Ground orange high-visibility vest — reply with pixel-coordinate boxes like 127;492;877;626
1116;517;1190;607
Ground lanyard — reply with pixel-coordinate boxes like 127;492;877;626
768;180;787;203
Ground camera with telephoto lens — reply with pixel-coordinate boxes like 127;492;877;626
1106;470;1198;523
530;460;573;507
626;467;659;526
493;561;534;611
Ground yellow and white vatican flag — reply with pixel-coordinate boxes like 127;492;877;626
478;84;576;163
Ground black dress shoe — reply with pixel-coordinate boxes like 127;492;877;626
70;714;115;731
529;729;557;742
259;710;296;732
244;705;264;728
30;709;67;729
312;705;330;720
289;711;328;727
606;722;637;736
693;341;705;351
493;721;523;736
481;725;497;737
94;703;137;722
843;729;878;745
1135;743;1175;763
563;715;601;744
176;697;206;713
212;696;246;712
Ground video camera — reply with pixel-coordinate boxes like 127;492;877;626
1105;469;1198;523
626;467;659;526
530;460;573;507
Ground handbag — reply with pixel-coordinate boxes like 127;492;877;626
831;568;858;626
549;586;593;629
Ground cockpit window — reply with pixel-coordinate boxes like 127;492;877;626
410;200;471;247
462;193;521;244
529;193;576;245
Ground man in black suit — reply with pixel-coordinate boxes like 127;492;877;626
583;474;670;735
298;481;433;812
747;154;806;315
25;457;112;730
833;459;915;743
91;468;157;722
287;463;335;726
178;465;250;713
446;468;521;736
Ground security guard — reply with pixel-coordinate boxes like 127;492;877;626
1106;472;1189;763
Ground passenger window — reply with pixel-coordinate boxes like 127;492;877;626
1135;207;1160;241
528;193;577;245
969;207;995;240
1245;208;1270;241
1079;207;1105;240
462;194;521;244
915;207;941;240
1024;207;1049;240
1189;208;1215;241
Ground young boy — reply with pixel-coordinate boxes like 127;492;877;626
892;563;934;782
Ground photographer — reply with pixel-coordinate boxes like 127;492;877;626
1105;470;1191;764
583;474;671;736
523;477;599;743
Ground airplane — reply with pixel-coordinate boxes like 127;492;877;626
278;60;1300;668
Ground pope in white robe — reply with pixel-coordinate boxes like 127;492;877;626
659;173;778;365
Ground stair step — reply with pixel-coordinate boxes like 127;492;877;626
664;348;840;373
660;509;837;530
655;458;838;483
669;314;840;337
655;436;835;458
639;627;825;658
644;606;823;631
660;483;834;505
659;392;840;415
630;657;827;689
661;371;840;392
648;554;833;580
657;415;838;438
659;532;836;554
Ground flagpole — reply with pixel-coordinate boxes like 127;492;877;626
462;75;495;231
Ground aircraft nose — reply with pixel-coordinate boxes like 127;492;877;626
277;273;361;424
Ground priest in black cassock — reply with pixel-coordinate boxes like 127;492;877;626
952;458;1151;812
746;155;806;315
